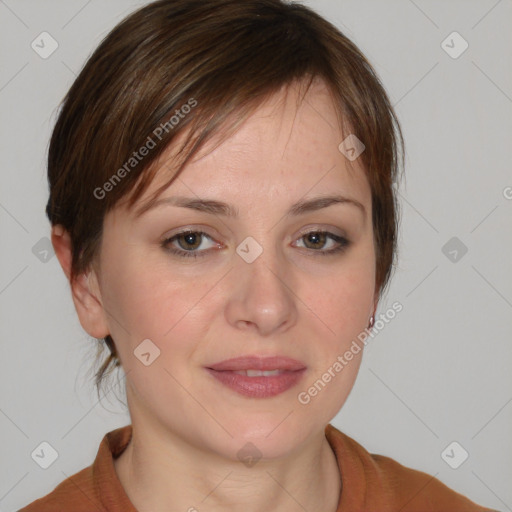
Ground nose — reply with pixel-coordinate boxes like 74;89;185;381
224;240;298;337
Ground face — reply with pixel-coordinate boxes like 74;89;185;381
80;79;376;460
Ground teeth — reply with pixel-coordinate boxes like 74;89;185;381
232;369;283;377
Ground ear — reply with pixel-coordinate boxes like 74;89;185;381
51;224;110;339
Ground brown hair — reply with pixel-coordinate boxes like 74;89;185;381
46;0;404;400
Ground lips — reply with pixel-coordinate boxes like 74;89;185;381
205;355;307;398
206;355;306;372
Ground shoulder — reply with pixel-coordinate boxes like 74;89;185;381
17;465;103;512
368;452;490;511
325;424;496;512
17;425;134;512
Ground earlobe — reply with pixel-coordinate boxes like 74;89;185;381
51;224;110;339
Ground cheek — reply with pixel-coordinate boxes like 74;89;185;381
296;269;371;416
99;252;195;350
305;259;375;344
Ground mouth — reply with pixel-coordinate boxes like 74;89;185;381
205;355;307;398
230;369;288;377
206;355;306;372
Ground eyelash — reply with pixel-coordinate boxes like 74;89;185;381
160;229;351;259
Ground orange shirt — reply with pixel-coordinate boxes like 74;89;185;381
19;423;494;511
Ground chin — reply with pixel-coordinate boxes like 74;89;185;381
228;415;312;448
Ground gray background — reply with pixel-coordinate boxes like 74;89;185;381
1;0;511;510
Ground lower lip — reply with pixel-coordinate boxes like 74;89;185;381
205;368;307;398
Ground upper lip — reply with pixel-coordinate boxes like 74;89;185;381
206;355;306;372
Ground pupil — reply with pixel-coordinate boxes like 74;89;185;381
180;233;200;250
307;232;324;248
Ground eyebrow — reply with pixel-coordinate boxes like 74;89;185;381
134;194;366;219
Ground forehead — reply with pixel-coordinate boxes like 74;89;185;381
126;79;370;218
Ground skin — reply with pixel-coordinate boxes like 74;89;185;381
52;78;378;512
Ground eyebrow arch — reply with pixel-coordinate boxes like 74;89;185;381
134;194;366;219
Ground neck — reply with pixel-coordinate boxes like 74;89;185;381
114;418;341;512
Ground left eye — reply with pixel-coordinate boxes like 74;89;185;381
294;231;343;252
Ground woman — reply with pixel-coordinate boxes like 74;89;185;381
19;0;496;510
